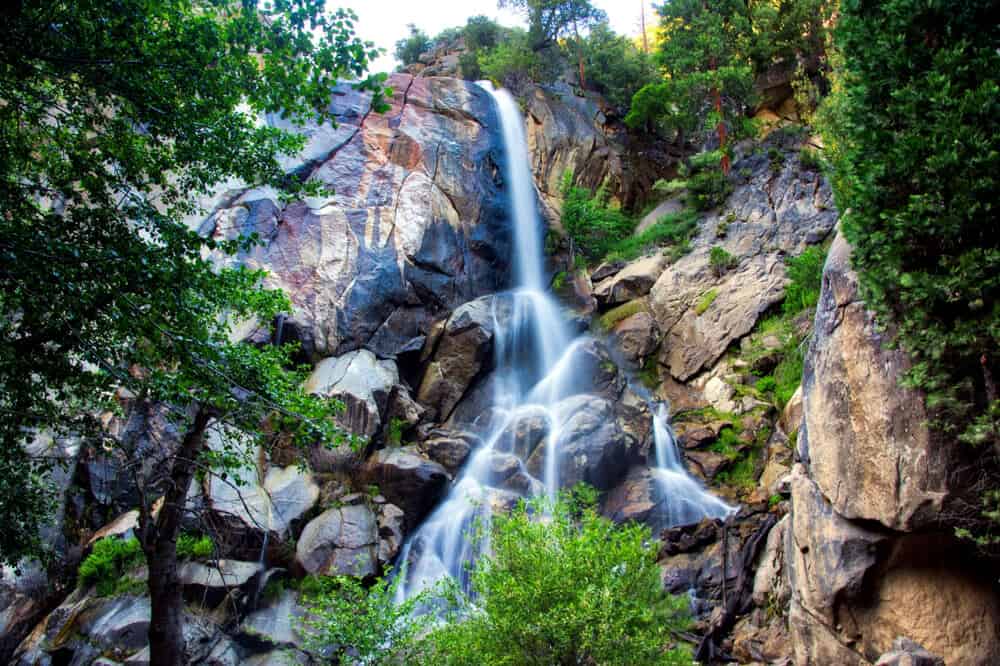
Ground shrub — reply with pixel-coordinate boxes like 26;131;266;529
78;536;144;596
799;146;822;171
821;0;1000;462
421;489;693;665
597;298;648;331
479;29;559;90
604;209;700;263
709;246;738;276
782;245;827;315
298;570;436;666
560;171;634;261
176;533;214;560
755;375;777;394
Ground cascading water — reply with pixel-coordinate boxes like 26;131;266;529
394;84;730;603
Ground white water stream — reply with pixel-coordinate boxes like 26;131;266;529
394;84;730;602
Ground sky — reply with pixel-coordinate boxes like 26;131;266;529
331;1;657;75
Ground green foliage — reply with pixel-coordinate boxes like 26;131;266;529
422;490;693;665
395;23;432;67
78;537;144;596
773;346;805;409
176;533;213;560
298;569;437;666
768;493;783;508
0;0;380;567
799;145;823;171
821;0;1000;460
605;210;701;263
498;0;606;52
560;171;635;261
783;245;827;315
709;246;738;276
577;22;658;111
464;16;503;52
695;289;719;316
755;376;777;394
386;418;407;447
479;29;561;90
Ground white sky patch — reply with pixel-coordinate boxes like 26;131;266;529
329;1;657;75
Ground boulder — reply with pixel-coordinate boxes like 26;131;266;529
241;589;305;649
305;349;398;439
875;638;945;666
295;503;378;577
178;560;263;603
593;254;666;306
611;311;659;363
418;429;479;472
361;447;448;528
417;295;506;422
204;431;320;541
493;407;550;460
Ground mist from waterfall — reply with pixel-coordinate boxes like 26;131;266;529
394;84;730;603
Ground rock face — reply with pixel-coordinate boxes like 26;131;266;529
296;503;378;577
648;133;838;381
361;447;449;528
202;74;510;361
799;233;952;530
786;234;1000;665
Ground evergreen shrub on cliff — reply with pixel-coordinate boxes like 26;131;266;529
821;1;1000;454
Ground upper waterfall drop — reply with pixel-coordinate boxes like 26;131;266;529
483;83;546;292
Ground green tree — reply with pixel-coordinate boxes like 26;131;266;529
578;21;658;111
0;1;385;662
422;488;693;665
650;0;754;171
394;23;431;67
819;0;1000;540
498;0;606;87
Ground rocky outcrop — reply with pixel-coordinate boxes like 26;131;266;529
361;447;449;529
647;132;838;382
202;74;510;361
786;233;1000;665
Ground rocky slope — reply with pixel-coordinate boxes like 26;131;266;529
3;71;999;666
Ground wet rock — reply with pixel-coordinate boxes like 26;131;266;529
418;430;478;473
602;467;659;525
305;349;398;439
376;503;405;564
611;311;659;363
493;407;550;460
295;504;378;577
593;255;666;307
240;589;305;649
686;449;731;481
361;447;448;528
526;395;629;491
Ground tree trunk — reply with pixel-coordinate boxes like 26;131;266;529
143;407;213;666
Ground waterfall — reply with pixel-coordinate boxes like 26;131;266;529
394;84;729;603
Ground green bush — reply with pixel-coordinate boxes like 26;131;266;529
709;246;738;276
576;22;658;111
78;536;144;596
176;533;214;560
479;29;559;89
421;489;693;665
782;245;827;315
298;570;436;666
560;171;634;261
821;0;1000;459
773;345;805;409
605;209;700;263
